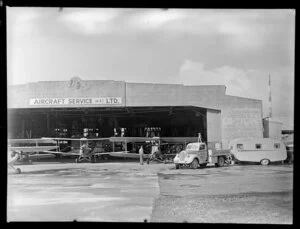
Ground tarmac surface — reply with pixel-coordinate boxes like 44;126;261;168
7;161;293;223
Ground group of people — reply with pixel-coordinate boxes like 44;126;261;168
138;143;162;165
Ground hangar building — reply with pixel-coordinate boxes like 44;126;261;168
7;77;263;148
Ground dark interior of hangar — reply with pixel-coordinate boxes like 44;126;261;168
8;106;207;141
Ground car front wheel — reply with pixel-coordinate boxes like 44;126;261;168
190;159;199;169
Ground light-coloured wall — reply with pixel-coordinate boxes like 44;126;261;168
125;82;184;107
206;109;222;142
8;79;126;108
220;95;263;148
263;119;282;140
8;78;263;147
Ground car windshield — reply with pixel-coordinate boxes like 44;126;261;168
186;143;200;151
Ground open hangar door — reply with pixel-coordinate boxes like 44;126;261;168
111;106;207;140
7;106;208;141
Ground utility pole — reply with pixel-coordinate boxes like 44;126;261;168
268;74;272;120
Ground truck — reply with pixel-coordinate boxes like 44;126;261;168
173;142;232;169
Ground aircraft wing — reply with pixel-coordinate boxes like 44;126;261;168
42;150;69;154
159;137;199;143
8;146;59;153
27;154;56;159
8;138;57;144
109;136;198;144
42;150;81;156
42;137;110;141
109;137;158;143
108;151;151;159
94;152;111;156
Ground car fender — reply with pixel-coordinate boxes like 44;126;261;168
185;154;199;164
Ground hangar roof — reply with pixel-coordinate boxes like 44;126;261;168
7;77;261;111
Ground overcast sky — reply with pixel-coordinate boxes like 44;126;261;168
7;7;295;129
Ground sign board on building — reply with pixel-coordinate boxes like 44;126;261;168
29;97;123;106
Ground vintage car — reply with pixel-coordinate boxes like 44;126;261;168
173;142;231;169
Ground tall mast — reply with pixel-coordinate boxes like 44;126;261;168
268;74;272;120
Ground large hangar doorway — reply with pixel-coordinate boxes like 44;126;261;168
8;106;221;143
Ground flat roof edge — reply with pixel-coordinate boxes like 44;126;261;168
225;94;262;103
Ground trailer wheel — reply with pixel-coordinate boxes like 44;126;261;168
216;156;225;167
190;159;199;169
260;159;270;166
175;164;180;169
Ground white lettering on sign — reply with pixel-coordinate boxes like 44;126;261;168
29;97;123;106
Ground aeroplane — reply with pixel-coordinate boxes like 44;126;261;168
41;137;117;163
146;137;200;164
108;136;157;159
7;137;117;174
107;136;200;163
7;135;202;173
8;138;61;174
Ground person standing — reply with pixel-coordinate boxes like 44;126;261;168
139;145;144;165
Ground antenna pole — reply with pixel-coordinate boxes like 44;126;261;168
268;74;272;120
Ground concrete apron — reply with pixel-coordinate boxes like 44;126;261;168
7;163;160;222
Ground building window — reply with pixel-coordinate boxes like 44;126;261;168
237;144;244;150
255;144;262;149
274;143;280;149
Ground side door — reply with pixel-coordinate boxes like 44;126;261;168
198;143;208;163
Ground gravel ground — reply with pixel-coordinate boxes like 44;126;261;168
150;191;292;224
150;164;293;224
7;161;293;223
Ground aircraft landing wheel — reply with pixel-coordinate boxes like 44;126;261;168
16;168;21;174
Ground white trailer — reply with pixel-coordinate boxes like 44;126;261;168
229;138;287;165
